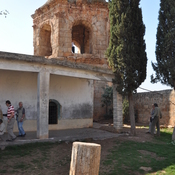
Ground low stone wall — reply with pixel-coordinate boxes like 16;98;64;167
133;89;175;127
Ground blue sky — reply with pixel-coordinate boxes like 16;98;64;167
0;0;172;92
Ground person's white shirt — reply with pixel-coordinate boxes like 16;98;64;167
0;122;5;135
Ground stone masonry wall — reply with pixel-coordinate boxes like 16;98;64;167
32;0;112;121
133;90;175;127
32;0;109;64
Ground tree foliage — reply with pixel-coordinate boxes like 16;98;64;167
0;10;9;18
107;0;147;95
101;85;113;117
106;0;147;135
151;0;175;139
106;0;147;96
151;0;175;89
122;98;129;121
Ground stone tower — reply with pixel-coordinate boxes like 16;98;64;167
32;0;109;66
32;0;111;121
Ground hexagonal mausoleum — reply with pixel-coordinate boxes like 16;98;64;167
32;0;109;65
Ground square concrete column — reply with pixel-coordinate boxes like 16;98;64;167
37;70;50;139
113;84;123;131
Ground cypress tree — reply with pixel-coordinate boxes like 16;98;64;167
106;0;147;135
151;0;175;140
151;0;175;88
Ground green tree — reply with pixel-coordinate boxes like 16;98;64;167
151;0;175;140
106;0;147;135
123;98;129;122
101;85;113;118
151;0;175;88
0;10;9;18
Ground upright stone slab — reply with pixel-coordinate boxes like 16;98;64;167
37;70;50;139
113;84;123;132
69;142;101;175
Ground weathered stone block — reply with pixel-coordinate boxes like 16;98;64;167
69;142;101;175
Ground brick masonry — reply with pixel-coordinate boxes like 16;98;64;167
32;0;112;121
32;0;109;68
31;1;175;128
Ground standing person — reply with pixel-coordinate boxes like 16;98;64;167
151;103;162;136
5;100;16;141
0;119;6;141
146;104;156;134
16;102;26;137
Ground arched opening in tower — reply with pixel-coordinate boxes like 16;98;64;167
72;23;92;54
39;24;52;56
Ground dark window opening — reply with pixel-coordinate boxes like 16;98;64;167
49;101;57;124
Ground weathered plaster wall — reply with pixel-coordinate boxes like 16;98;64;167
49;74;94;119
0;69;94;131
133;90;175;127
0;52;114;132
0;70;38;119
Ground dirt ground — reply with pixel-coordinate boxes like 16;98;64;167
49;124;155;175
1;122;156;175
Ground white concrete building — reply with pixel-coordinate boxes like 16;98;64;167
0;52;123;139
0;0;124;140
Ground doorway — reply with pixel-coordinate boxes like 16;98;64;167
49;99;60;124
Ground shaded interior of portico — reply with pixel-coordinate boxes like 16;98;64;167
0;69;94;135
0;70;38;132
49;74;93;120
0;47;124;140
0;70;62;127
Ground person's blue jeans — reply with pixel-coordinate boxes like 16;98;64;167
17;120;25;135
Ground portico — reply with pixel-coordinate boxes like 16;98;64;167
0;52;123;139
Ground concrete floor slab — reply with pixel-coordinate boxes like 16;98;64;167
0;123;121;148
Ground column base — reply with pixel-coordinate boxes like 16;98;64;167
37;134;49;139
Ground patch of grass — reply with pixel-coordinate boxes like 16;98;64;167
0;129;174;175
136;125;148;129
0;169;7;174
0;141;62;173
100;128;175;175
0;142;58;160
156;128;173;143
33;159;46;169
13;163;29;170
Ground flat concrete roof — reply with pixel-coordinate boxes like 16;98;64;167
0;51;113;75
0;51;114;81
